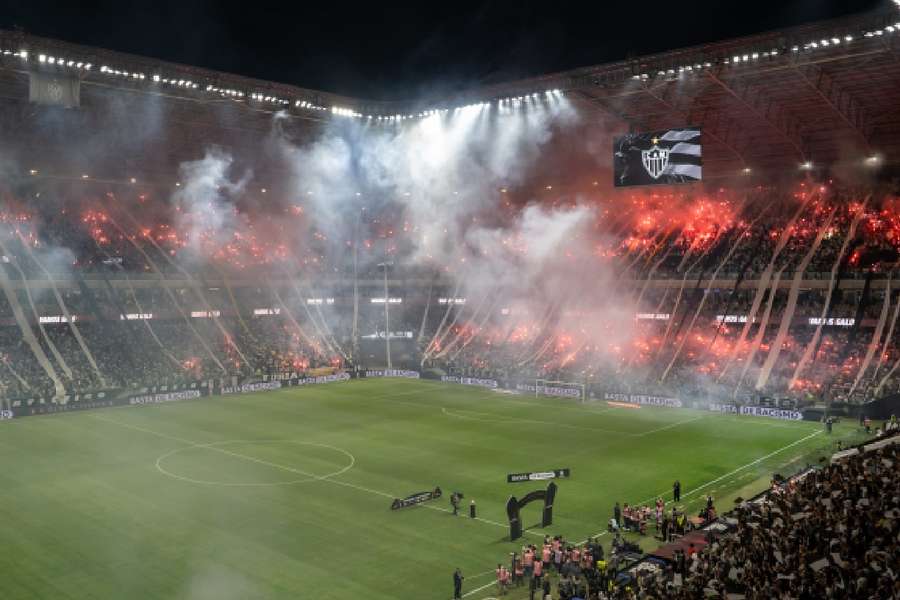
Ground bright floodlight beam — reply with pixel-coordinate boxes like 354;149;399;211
864;155;882;167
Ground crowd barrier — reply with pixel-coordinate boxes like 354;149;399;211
3;372;352;419
433;373;807;421
363;369;420;379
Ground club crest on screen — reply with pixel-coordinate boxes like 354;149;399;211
614;127;702;187
641;145;670;179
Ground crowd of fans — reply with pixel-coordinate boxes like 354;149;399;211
477;429;899;599
4;180;900;404
0;285;339;400
493;535;616;599
440;270;900;401
3;276;900;406
613;432;900;599
2;166;900;600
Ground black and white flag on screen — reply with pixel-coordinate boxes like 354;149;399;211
613;127;702;187
29;72;81;108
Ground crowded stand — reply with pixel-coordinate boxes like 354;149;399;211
4;180;900;408
483;430;900;599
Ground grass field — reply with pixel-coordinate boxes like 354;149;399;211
0;378;864;600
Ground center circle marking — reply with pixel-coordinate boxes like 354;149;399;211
155;440;355;487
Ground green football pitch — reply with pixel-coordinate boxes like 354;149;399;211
0;379;862;600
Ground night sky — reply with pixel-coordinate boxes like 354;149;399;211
1;0;886;100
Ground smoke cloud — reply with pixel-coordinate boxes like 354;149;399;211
173;149;252;259
274;92;635;370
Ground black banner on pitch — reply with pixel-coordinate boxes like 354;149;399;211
507;469;570;483
390;487;442;510
613;127;702;187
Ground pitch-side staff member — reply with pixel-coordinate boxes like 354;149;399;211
453;568;464;599
451;492;461;516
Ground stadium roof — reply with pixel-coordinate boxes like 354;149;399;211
454;3;900;173
552;6;900;173
1;3;900;178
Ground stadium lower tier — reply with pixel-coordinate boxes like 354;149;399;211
1;285;899;410
5;180;900;406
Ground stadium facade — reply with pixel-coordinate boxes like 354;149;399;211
1;4;900;415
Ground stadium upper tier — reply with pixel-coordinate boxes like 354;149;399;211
0;179;898;280
0;3;899;180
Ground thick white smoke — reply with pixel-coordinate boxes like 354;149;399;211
173;149;252;257
281;94;576;264
277;93;635;370
181;563;259;600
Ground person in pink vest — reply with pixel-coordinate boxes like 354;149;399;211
532;555;544;588
514;555;524;587
499;565;510;595
523;546;534;579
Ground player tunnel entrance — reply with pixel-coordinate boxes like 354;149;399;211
505;481;557;541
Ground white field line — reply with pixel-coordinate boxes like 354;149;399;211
441;405;704;437
30;392;818;537
460;579;500;598
678;411;817;431
154;440;356;487
419;501;542;538
636;415;705;437
325;388;810;440
473;395;618;415
39;388;816;599
573;429;824;545
440;407;638;436
573;530;610;547
89;414;540;538
636;428;823;507
367;384;618;417
92;414;195;444
711;416;815;430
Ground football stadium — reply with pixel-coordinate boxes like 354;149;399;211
1;2;900;599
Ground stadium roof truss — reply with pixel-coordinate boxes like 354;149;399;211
0;4;899;176
555;8;900;172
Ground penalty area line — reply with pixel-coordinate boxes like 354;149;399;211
636;415;705;437
419;500;543;538
461;582;496;598
440;407;637;436
458;578;501;599
573;429;824;545
635;428;824;508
